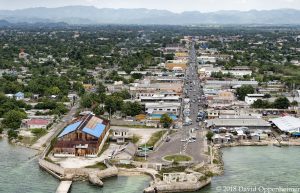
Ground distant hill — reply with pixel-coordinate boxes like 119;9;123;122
0;6;300;25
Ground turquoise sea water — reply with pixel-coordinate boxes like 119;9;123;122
1;138;300;193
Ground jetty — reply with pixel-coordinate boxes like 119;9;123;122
56;181;72;193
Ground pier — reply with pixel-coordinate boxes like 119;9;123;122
56;181;72;193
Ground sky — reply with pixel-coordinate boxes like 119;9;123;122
0;0;300;12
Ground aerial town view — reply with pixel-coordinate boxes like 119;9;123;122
1;0;300;193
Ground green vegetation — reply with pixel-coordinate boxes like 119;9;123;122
164;155;192;162
115;164;136;169
2;110;27;130
31;128;47;139
7;129;18;139
121;102;142;117
85;162;107;170
236;85;255;100
158;166;186;176
206;131;214;141
251;97;291;109
160;114;173;128
132;134;141;144
145;130;167;146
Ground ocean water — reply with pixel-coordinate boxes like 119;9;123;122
200;146;300;193
1;138;300;193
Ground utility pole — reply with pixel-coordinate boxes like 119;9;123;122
210;144;213;165
144;143;147;161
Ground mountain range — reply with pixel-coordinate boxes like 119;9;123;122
0;6;300;25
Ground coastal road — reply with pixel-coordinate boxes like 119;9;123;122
31;102;79;151
148;42;207;163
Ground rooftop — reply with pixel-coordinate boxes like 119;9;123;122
58;114;109;138
271;116;300;133
207;118;270;128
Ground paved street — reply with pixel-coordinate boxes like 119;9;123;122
31;102;79;150
148;42;208;163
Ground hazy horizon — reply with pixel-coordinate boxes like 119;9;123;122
0;0;300;13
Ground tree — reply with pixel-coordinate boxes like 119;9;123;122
104;95;123;114
121;102;142;117
206;131;214;141
73;82;85;96
46;86;61;95
251;99;271;109
273;97;290;109
160;114;173;128
291;100;298;107
80;93;94;108
236;85;255;100
97;82;106;94
8;129;18;139
2;110;27;130
93;106;105;116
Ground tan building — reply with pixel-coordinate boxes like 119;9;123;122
165;63;187;71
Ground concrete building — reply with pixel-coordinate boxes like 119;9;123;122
111;128;132;144
207;117;271;130
198;56;217;64
145;102;181;115
140;94;180;103
245;94;265;105
205;80;258;88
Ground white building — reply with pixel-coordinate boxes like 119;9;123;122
271;116;300;133
145;102;181;115
198;56;217;64
245;94;265;105
221;70;252;77
140;94;180;103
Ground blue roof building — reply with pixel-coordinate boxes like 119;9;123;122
54;113;110;157
15;92;24;100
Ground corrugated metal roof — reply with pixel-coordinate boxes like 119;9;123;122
271;116;300;133
207;118;270;128
82;123;106;138
58;121;82;138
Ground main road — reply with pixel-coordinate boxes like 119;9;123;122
148;42;207;163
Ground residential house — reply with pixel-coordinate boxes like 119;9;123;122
15;92;24;100
23;118;50;129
